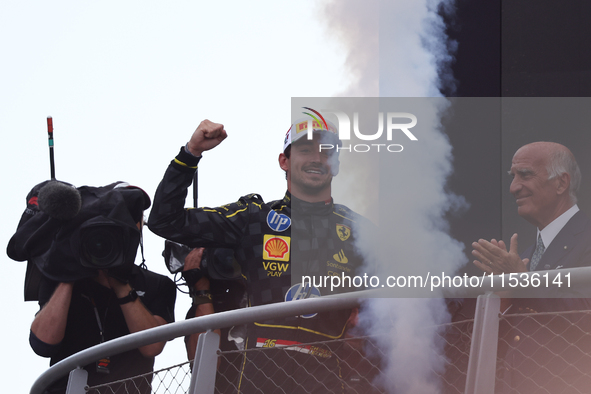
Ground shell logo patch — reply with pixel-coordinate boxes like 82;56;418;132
336;224;351;241
263;234;290;261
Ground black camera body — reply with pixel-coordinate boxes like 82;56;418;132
163;240;241;280
163;240;245;312
7;181;151;298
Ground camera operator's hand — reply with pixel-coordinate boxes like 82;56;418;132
98;270;168;357
183;247;210;291
183;247;218;362
186;120;227;157
105;272;134;299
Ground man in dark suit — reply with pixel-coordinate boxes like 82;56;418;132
472;141;591;393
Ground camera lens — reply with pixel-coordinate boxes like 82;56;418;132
80;226;123;268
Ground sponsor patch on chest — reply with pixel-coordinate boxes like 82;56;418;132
336;224;351;241
263;261;289;277
263;234;291;261
285;283;321;318
266;210;291;232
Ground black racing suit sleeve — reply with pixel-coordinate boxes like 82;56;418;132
148;147;250;248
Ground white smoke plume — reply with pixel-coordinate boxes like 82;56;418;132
318;0;456;97
348;99;466;394
317;0;379;97
317;1;463;393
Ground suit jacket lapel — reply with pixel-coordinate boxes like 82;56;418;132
534;211;587;271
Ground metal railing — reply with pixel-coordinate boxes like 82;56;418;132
30;295;360;394
30;267;591;394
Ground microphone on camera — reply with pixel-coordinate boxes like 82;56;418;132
37;181;82;220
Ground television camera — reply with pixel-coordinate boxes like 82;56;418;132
7;180;151;293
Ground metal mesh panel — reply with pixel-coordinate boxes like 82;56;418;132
86;361;192;394
495;310;591;394
438;319;474;394
214;321;474;394
82;319;475;394
214;336;385;394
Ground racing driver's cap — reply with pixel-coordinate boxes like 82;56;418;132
283;117;341;153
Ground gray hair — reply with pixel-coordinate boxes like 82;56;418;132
547;148;581;204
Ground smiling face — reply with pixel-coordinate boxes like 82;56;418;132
279;134;339;202
509;143;572;229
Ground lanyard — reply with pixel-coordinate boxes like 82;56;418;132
82;293;111;374
82;294;108;344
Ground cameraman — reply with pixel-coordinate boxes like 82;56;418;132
29;227;176;394
11;182;179;394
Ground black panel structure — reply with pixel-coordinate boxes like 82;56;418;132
502;0;591;96
445;0;591;275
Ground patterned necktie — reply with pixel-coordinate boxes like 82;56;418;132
529;233;545;271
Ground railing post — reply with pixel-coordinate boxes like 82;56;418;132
464;292;500;394
188;330;220;394
65;367;88;394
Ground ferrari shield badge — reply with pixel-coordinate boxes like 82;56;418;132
336;224;351;241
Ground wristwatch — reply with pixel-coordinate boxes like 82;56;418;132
191;290;213;305
118;288;139;305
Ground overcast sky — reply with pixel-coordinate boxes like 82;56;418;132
0;2;352;391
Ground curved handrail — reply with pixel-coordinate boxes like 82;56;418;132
30;294;360;394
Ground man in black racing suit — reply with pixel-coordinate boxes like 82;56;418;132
148;117;368;393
